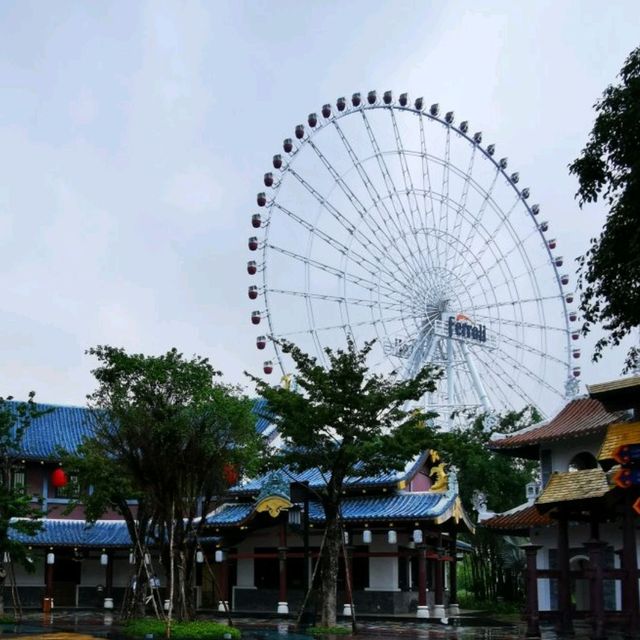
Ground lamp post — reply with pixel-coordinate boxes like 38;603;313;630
290;480;311;623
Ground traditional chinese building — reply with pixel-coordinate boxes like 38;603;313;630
483;377;640;638
4;402;473;617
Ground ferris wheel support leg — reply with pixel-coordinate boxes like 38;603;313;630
446;336;455;428
460;342;492;413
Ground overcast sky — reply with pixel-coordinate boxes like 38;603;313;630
0;1;638;407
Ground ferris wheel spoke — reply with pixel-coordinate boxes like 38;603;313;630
271;201;414;296
448;146;477;269
389;109;423;229
302;137;423;284
492;329;569;367
359;110;435;287
492;341;564;399
437;126;453;268
267;243;409;303
279;313;408;338
418;115;438;236
473;195;521;265
472;349;531;409
451;166;500;275
472;294;562;312
470;311;568;334
331;119;437;296
267;287;405;313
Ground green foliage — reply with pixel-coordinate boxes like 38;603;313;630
429;409;539;605
250;338;442;502
65;346;262;620
249;338;442;627
124;618;240;639
0;392;48;573
569;45;640;372
429;408;539;514
306;626;351;635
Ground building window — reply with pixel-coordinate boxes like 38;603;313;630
568;452;598;472
11;468;26;491
55;473;80;499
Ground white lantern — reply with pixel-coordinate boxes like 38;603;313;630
129;552;135;565
343;531;349;545
46;552;55;565
413;529;423;544
144;553;151;565
100;553;109;566
215;549;224;563
362;530;372;545
387;530;397;545
3;552;10;563
196;550;204;564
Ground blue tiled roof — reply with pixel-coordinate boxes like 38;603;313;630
15;403;93;460
207;492;455;527
252;398;273;435
230;453;427;495
206;503;254;526
10;398;272;461
9;519;131;547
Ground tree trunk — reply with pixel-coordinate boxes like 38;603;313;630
0;571;5;617
319;511;341;627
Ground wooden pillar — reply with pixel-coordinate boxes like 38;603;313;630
105;553;114;598
622;493;639;635
556;511;573;634
448;533;459;615
523;544;541;638
432;544;446;618
584;539;606;640
219;553;229;605
277;520;288;614
45;558;54;599
416;545;429;618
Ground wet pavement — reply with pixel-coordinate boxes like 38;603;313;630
0;611;629;639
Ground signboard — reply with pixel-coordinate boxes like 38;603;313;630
434;314;497;350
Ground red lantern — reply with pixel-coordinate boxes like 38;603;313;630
51;468;68;488
223;464;239;486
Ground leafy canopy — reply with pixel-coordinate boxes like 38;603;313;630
428;407;539;514
569;45;640;371
0;392;48;569
250;339;442;502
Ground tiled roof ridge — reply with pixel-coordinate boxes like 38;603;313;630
490;396;625;450
6;400;88;411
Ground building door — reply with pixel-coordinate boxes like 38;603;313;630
50;554;82;607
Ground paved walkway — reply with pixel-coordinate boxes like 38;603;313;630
0;611;631;639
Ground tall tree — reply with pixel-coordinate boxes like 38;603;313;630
249;339;441;627
569;45;640;371
428;408;539;603
0;393;47;616
67;346;261;620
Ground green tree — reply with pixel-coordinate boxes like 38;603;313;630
0;393;47;616
66;346;261;621
249;339;442;627
429;408;539;603
569;45;640;371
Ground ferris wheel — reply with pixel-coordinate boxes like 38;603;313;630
247;90;581;419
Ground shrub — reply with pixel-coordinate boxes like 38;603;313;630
124;618;240;640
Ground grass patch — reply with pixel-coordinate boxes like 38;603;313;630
306;627;351;635
0;616;15;625
124;618;240;640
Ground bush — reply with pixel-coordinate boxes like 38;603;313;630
124;618;240;640
306;627;351;635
